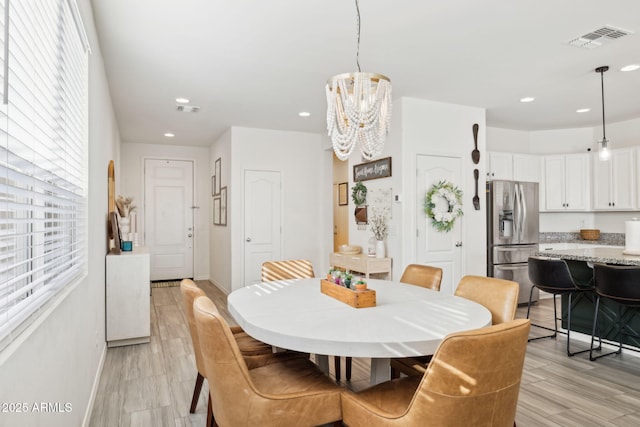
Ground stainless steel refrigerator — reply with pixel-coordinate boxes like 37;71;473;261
486;180;539;305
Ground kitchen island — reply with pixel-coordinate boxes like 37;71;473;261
533;246;640;349
535;246;640;266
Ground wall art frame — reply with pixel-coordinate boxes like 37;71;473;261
213;157;221;195
338;182;348;206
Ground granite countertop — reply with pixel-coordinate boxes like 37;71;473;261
539;232;625;246
534;246;640;266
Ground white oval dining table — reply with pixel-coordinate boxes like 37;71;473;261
228;278;492;384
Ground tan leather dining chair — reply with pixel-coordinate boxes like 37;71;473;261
389;264;443;378
455;275;520;325
261;259;315;282
390;275;519;378
399;264;443;291
193;294;343;427
341;319;530;427
180;279;305;424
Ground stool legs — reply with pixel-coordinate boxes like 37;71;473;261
565;293;590;357
527;287;593;357
527;287;558;340
590;297;621;361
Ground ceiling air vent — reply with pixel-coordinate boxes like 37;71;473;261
176;105;200;113
567;25;632;49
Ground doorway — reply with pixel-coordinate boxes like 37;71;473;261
416;154;463;295
333;154;349;252
144;159;194;281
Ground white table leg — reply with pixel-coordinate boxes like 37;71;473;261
370;358;390;385
315;354;330;375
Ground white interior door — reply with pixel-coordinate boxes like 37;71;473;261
416;155;463;295
144;159;194;281
244;170;282;285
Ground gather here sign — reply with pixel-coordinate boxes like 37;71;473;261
353;157;392;182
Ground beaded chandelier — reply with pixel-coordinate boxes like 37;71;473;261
325;0;392;161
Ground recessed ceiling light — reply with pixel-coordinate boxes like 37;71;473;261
164;132;175;138
175;97;190;104
621;64;640;72
520;97;535;103
298;111;311;117
576;108;590;113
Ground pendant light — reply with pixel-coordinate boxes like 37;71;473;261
326;0;392;161
596;66;610;161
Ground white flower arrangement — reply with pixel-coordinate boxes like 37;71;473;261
424;181;463;232
370;214;388;241
115;195;136;218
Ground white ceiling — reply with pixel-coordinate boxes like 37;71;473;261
91;0;640;147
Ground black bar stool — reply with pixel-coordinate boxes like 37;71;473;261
590;263;640;361
527;256;597;357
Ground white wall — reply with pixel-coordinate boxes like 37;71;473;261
225;127;328;292
0;1;119;425
399;98;487;277
209;129;232;292
608;117;640;147
119;143;211;280
486;127;530;152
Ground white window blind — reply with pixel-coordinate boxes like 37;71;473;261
0;0;89;351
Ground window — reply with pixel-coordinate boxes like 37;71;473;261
0;0;89;351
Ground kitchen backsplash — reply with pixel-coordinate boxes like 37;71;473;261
539;232;625;246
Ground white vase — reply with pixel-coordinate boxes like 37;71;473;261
368;237;377;257
119;217;131;235
376;240;386;258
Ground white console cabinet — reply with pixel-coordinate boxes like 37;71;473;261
106;247;150;347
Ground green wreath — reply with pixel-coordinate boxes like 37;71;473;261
352;182;367;206
425;180;463;232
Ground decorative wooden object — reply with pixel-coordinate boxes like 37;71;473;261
320;279;376;308
580;229;600;240
108;160;115;213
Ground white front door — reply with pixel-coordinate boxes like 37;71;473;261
243;170;282;285
416;155;463;295
144;159;194;281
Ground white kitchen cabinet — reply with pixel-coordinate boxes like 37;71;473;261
487;152;541;183
512;154;541;183
487;152;513;180
543;153;590;211
106;247;150;347
592;148;635;210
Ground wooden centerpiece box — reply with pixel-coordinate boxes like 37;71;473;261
320;279;376;308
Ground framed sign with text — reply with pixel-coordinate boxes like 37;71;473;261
353;157;392;182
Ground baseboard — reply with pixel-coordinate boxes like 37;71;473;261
209;279;230;296
82;343;107;427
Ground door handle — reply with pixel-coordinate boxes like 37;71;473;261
455;241;463;247
246;237;252;242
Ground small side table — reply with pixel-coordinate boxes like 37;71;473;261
329;252;392;279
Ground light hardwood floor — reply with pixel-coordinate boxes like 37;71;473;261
89;281;640;426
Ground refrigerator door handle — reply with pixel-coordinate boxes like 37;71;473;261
513;183;521;242
518;183;527;241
